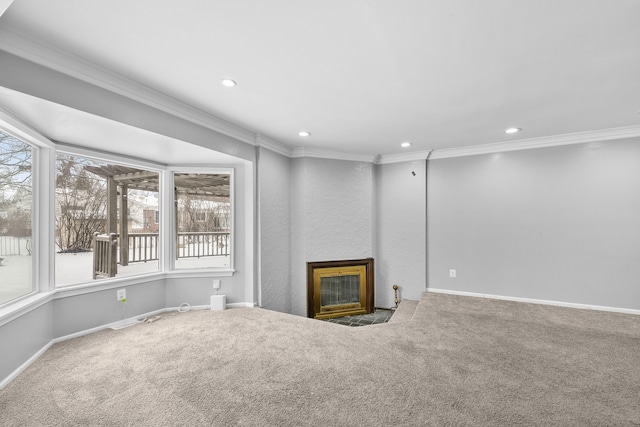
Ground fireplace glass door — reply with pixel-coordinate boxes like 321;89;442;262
313;265;367;319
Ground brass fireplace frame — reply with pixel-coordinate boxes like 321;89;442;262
307;258;374;319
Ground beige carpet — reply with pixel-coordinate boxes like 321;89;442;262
1;292;639;426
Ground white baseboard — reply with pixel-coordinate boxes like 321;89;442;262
0;340;53;390
426;288;640;316
54;307;168;343
229;301;257;308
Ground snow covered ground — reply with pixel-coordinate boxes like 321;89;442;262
0;255;32;305
1;252;230;305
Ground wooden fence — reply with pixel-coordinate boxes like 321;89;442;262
0;236;31;256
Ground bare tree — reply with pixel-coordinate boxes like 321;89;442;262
177;194;230;233
0;131;32;237
55;155;107;252
0;131;32;192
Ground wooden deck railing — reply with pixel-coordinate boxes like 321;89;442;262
125;232;229;262
93;232;118;279
177;232;230;259
92;231;229;279
127;233;159;263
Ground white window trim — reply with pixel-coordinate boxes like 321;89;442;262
0;107;54;303
167;166;234;274
54;145;166;288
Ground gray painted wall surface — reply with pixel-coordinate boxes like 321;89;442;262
375;160;427;307
290;157;374;316
258;148;292;313
164;276;243;307
231;161;251;305
53;280;166;338
0;302;53;384
428;139;640;310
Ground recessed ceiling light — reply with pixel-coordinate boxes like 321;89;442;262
505;127;521;134
221;79;237;87
401;141;412;148
298;131;311;137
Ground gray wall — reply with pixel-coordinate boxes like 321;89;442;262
290;157;374;316
258;147;292;313
0;302;53;385
165;276;243;308
53;280;166;338
428;138;640;310
375;160;427;307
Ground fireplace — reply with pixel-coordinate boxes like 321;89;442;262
307;258;374;319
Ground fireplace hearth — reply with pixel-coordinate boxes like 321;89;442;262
307;258;374;319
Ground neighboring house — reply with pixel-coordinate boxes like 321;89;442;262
128;192;159;233
140;209;159;233
176;200;230;233
0;193;31;238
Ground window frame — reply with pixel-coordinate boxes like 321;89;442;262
168;167;234;273
0;131;36;305
0;112;55;308
54;145;165;288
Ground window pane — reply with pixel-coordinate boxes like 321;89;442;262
174;173;230;269
55;154;160;286
0;131;33;305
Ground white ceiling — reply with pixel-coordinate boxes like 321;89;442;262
0;0;639;157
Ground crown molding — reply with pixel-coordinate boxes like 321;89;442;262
429;125;640;160
257;138;379;163
250;123;640;164
0;1;13;17
377;150;433;164
291;147;379;163
0;27;257;146
255;134;293;157
0;105;55;149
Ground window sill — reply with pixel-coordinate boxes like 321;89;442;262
166;269;235;279
0;292;55;328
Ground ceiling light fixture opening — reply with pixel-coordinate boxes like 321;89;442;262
505;127;521;134
401;141;412;148
298;131;311;137
221;79;237;87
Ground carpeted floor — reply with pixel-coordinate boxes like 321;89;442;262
1;292;639;426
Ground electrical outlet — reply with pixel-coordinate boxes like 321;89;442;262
213;279;221;290
449;269;457;278
117;289;126;302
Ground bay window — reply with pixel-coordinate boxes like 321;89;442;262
0;130;34;305
0;125;235;309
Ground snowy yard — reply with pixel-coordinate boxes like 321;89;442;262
1;252;230;305
0;255;32;304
